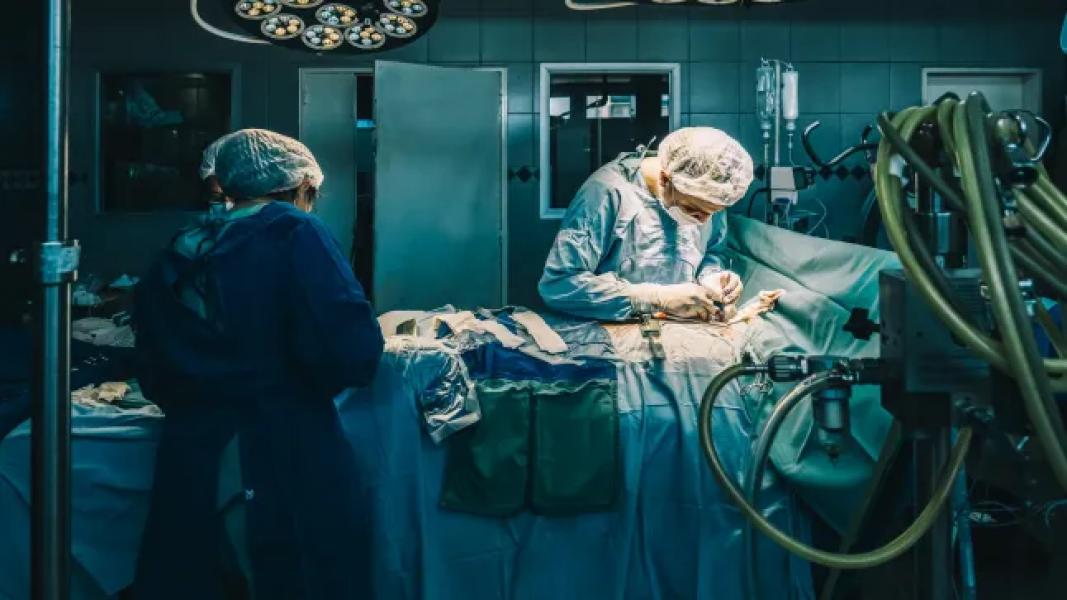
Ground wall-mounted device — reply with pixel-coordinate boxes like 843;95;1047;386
768;165;815;228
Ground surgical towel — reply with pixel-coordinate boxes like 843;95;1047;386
435;311;525;349
510;310;569;354
441;377;619;517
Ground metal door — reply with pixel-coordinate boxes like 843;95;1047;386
373;62;506;312
299;70;359;257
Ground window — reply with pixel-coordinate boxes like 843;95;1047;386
98;72;233;212
539;64;680;219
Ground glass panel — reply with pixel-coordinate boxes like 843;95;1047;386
99;72;231;212
547;72;671;211
549;96;572;118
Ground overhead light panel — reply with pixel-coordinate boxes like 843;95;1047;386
565;0;798;9
191;0;438;52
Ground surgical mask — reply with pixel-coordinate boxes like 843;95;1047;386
660;183;702;227
667;205;702;226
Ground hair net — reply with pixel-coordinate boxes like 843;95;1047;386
657;127;754;207
213;129;325;200
198;132;237;180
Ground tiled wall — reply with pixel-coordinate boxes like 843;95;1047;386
67;0;1066;309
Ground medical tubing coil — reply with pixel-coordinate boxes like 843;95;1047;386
956;96;1067;491
698;365;973;570
875;109;1067;382
875;100;1067;490
876;108;1066;296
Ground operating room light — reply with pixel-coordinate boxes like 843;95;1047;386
564;0;794;9
191;0;438;52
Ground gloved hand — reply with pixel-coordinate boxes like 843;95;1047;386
629;282;721;321
701;271;744;305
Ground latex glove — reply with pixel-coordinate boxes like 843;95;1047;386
701;270;744;305
629;282;720;321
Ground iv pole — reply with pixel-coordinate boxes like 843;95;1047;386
35;0;76;597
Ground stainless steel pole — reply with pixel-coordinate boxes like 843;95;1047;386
34;0;76;598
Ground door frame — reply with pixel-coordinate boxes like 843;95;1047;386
538;62;682;220
297;65;509;305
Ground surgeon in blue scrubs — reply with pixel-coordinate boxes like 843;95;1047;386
133;129;384;599
540;127;754;322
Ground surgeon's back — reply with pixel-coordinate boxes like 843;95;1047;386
132;200;383;600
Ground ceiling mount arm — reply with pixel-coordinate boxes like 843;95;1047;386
190;0;270;45
564;0;638;11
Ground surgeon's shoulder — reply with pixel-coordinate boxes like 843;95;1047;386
259;202;337;248
565;173;626;222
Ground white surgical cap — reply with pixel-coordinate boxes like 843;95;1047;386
198;132;237;181
213;129;325;200
658;127;754;207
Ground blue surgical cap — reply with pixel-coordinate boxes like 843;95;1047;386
198;132;237;181
214;129;325;200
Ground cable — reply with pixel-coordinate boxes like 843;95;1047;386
805;198;828;236
746;187;769;218
190;0;270;45
698;365;973;570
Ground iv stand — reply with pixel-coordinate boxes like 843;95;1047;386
35;0;77;598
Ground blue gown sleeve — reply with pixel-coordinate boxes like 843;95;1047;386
538;181;636;321
288;217;384;396
696;211;730;287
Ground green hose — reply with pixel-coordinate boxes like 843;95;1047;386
1016;190;1067;252
936;97;959;159
1031;179;1067;232
1010;243;1067;300
744;374;846;599
875;110;1067;383
955;95;1067;490
1035;302;1067;358
876;109;1010;370
876;111;966;212
698;365;974;570
1022;224;1067;277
